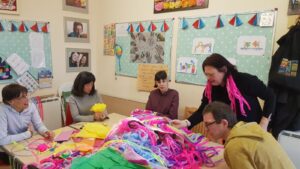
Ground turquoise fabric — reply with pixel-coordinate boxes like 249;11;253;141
71;147;148;169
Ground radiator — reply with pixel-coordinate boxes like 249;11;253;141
40;96;62;130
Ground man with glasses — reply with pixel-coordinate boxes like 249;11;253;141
202;101;295;169
0;83;54;163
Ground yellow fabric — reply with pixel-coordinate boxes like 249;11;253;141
73;123;110;139
224;122;295;169
90;103;107;113
54;142;75;154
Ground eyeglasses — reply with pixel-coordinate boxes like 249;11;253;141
204;121;217;128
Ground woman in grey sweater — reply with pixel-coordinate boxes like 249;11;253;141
69;71;108;122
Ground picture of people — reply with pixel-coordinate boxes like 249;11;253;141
64;17;89;43
130;32;165;64
66;48;91;72
0;0;18;14
63;0;88;13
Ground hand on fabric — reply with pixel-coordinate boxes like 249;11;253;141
42;131;54;140
170;120;188;128
27;123;34;137
94;112;102;121
259;117;269;131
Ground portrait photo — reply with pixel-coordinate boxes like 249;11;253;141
66;48;91;72
63;0;88;13
0;0;18;14
64;17;89;43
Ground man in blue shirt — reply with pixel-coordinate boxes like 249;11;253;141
0;84;54;146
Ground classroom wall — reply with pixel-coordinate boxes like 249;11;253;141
97;0;291;118
0;0;292;119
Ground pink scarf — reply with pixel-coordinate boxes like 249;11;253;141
205;75;251;116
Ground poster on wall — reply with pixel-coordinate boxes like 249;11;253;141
177;57;198;74
154;0;209;13
192;38;214;55
130;32;165;64
236;36;266;56
0;0;18;14
104;23;116;56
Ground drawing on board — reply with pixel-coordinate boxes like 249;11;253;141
192;38;214;54
177;57;198;74
130;32;165;64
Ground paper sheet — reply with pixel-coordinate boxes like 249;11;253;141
54;130;74;142
116;23;129;37
6;53;30;76
16;72;39;93
177;57;198;74
29;32;46;68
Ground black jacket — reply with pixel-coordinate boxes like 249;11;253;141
188;72;275;129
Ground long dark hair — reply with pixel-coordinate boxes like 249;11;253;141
71;71;96;97
202;53;237;80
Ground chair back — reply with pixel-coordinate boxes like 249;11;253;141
58;82;73;126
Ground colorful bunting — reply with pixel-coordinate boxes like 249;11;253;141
0;22;4;32
192;18;205;29
41;23;48;33
248;13;258;26
216;15;224;29
19;22;29;32
127;24;134;33
181;18;189;29
30;22;39;32
229;15;243;27
148;22;157;32
10;22;17;32
135;23;145;32
160;21;169;32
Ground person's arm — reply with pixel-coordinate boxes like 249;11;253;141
187;92;208;129
168;91;179;119
69;96;94;122
0;110;31;146
30;103;48;134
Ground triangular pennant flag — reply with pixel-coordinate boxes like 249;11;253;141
0;22;4;32
181;18;189;29
148;22;157;32
193;18;205;29
248;13;258;26
235;15;243;26
127;24;134;33
216;16;224;28
10;22;17;32
31;22;39;32
41;23;48;33
229;16;236;26
19;22;29;32
136;23;145;32
160;21;169;32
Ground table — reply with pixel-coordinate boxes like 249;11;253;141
1;113;228;169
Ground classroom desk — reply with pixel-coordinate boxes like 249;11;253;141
1;113;228;169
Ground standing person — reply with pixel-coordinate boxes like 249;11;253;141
69;71;108;122
172;53;275;130
0;84;54;146
69;52;80;67
201;101;295;169
68;22;83;38
146;70;179;119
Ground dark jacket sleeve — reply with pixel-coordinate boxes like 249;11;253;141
168;91;179;119
244;74;276;118
187;91;208;129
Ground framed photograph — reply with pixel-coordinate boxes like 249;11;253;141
64;17;89;43
0;0;18;15
154;0;209;13
66;48;91;72
288;0;300;15
62;0;88;13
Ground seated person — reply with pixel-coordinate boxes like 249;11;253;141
0;84;54;146
201;101;295;169
69;71;108;122
146;70;179;119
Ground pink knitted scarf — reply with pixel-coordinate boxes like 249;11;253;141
205;74;251;116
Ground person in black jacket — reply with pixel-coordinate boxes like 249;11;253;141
172;53;275;131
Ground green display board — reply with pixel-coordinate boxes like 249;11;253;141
115;19;173;77
0;19;52;84
176;11;276;85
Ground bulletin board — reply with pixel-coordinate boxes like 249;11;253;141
176;10;276;85
115;19;173;77
0;19;52;84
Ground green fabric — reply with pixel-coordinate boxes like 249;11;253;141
71;147;148;169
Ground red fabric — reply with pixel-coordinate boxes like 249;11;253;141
65;103;73;126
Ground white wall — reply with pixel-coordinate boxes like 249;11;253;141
0;0;291;118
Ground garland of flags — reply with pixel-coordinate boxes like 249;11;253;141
127;21;170;33
0;20;49;33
